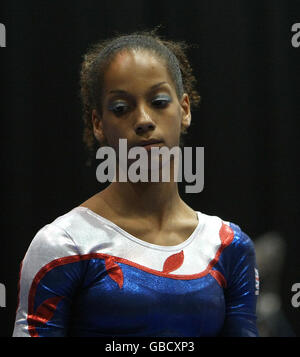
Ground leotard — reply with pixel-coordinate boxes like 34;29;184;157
13;207;259;337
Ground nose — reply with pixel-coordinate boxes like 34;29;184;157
133;105;156;135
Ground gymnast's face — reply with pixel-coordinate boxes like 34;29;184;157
92;49;191;156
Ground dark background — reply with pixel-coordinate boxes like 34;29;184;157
0;0;299;337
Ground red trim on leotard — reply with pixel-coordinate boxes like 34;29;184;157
27;222;234;336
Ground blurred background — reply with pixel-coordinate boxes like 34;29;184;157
0;0;299;337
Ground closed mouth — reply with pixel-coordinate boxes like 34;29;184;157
138;139;163;147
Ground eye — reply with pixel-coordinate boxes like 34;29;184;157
108;102;129;116
152;95;172;108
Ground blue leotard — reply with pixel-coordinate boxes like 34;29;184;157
13;207;259;337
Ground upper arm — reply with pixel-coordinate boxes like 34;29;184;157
219;224;259;337
13;224;84;337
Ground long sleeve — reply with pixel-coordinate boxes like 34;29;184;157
13;224;84;337
218;223;259;337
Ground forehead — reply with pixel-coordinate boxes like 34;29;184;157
102;50;174;92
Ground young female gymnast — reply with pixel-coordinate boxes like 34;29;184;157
13;30;259;337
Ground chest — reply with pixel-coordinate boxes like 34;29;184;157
69;260;226;337
107;217;199;246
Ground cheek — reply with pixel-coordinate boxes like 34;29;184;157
161;114;183;147
102;120;127;150
168;105;183;135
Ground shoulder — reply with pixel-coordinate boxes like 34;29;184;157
226;221;256;257
29;207;86;251
28;206;116;259
198;213;258;293
21;207;109;279
198;211;255;256
22;209;84;275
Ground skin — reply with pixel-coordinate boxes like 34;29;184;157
80;49;198;246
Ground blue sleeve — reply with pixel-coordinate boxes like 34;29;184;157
219;223;259;337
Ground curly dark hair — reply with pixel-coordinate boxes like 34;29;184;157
79;28;201;164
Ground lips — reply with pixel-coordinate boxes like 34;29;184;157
138;139;163;147
135;139;163;152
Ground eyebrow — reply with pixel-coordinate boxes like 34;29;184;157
108;81;168;95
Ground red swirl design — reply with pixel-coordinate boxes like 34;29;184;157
162;250;184;273
105;256;124;289
28;296;64;327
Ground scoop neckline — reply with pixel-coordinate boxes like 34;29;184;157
74;206;203;252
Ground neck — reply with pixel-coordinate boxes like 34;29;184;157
97;156;194;228
96;178;197;236
106;180;182;215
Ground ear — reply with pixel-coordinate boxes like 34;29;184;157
180;93;191;134
92;109;106;144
